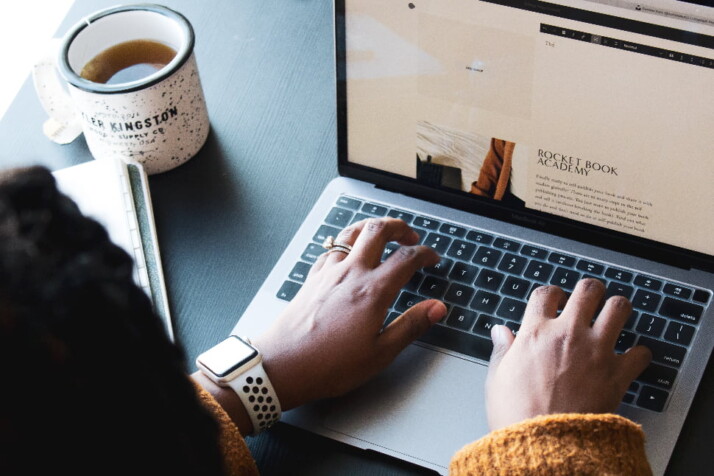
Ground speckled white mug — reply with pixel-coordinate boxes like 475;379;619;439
34;4;209;174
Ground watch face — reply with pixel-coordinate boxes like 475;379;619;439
199;336;258;378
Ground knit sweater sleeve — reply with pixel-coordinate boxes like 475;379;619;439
194;382;260;476
450;413;652;476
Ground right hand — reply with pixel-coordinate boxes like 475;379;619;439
485;279;652;431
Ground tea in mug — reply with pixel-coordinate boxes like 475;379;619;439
80;39;177;84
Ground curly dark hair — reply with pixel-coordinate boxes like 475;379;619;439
0;167;226;476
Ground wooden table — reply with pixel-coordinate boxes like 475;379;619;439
1;1;711;474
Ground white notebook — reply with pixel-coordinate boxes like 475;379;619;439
53;158;173;340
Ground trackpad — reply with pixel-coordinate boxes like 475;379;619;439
322;344;490;469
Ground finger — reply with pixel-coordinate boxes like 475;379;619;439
378;299;447;361
520;285;567;330
374;245;440;294
309;248;329;274
488;325;515;371
616;345;653;390
592;295;633;347
560;278;606;328
349;218;419;267
323;225;363;265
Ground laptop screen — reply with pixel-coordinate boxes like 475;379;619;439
338;0;714;261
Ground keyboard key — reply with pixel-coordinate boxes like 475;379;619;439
419;276;449;299
387;209;414;223
349;212;371;225
424;257;453;277
605;268;633;282
439;223;467;238
423;233;452;254
493;238;521;252
631;289;661;312
313;225;341;244
576;260;605;275
505;321;521;335
521;245;548;259
324;207;354;227
288;262;312;283
548;253;576;267
636;314;666;338
361;203;388;216
496;298;527;321
582;274;606;286
636;386;668;412
394;291;425;312
550;267;581;290
404;272;424;292
445;307;478;331
659;297;703;325
693;289;711;303
524;261;554;282
449;262;478;284
473;247;502;267
382;243;399;261
637;363;677;390
622;393;635;405
637;336;687;367
629;382;640;393
606;282;634;300
466;230;494;244
413;216;440;230
473;315;504;338
497;253;528;275
336;196;362;210
634;275;662;291
412;227;427;244
664;321;695;346
301;243;324;263
663;283;692;300
277;281;301;301
447;240;477;261
475;269;505;291
615;331;636;352
418;325;493;361
471;290;500;314
444;283;475;307
624;311;639;330
501;276;530;299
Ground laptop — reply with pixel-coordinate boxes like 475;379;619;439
233;0;714;474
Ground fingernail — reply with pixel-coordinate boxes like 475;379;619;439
491;325;506;345
427;301;447;323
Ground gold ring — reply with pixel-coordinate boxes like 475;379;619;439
326;247;350;256
322;236;353;252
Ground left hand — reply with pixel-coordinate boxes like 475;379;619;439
253;217;447;411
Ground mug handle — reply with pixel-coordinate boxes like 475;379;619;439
32;38;83;144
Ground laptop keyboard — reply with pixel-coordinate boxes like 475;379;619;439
276;195;712;413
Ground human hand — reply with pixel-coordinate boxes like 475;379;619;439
485;279;652;430
253;217;447;411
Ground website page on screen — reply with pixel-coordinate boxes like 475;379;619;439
344;0;714;256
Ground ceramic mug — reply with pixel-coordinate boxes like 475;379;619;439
33;3;209;174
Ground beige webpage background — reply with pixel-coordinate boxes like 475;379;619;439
345;0;714;256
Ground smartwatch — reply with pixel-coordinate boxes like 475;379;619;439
196;335;281;434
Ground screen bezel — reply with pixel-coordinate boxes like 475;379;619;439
334;0;714;273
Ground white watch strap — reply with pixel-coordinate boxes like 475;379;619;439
225;362;282;435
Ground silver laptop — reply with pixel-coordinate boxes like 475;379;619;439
233;1;714;474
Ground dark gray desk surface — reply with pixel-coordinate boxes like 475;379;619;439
1;1;712;474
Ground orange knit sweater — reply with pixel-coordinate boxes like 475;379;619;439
195;386;652;475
